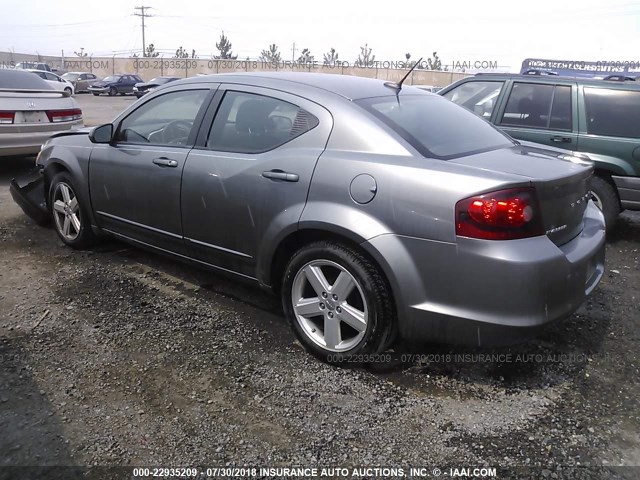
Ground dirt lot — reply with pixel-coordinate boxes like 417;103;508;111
0;108;639;478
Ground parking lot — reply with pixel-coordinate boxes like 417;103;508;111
1;94;639;478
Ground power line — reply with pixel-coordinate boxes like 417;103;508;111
133;6;153;56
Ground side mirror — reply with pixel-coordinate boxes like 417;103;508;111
89;124;114;144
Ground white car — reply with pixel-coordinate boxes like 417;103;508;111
26;69;75;95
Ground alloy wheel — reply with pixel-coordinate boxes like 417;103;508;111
52;182;81;241
291;260;368;352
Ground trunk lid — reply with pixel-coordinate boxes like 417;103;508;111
450;144;594;246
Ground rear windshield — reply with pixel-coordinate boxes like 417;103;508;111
356;94;514;159
0;69;53;90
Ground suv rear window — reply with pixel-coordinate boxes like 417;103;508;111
584;88;640;138
356;94;513;159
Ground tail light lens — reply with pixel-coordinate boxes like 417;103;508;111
46;108;82;123
0;111;15;124
455;187;544;240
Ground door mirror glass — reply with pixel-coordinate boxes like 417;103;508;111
89;124;114;144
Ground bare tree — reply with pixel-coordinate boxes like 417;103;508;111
297;48;314;64
323;48;339;66
355;44;375;67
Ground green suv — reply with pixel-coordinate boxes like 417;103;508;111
439;74;640;228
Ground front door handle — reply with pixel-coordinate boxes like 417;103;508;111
262;170;299;182
153;157;178;168
551;136;572;143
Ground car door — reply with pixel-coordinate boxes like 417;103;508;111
89;85;214;254
181;85;333;279
78;74;89;91
495;81;578;148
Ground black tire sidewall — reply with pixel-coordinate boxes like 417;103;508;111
590;176;620;230
281;242;390;362
109;87;117;96
48;172;94;249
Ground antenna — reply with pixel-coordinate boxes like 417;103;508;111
384;57;423;91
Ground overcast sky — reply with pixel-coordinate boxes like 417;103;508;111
2;0;639;71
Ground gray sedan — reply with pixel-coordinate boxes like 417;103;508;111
12;72;606;362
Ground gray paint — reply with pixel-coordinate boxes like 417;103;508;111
36;72;606;346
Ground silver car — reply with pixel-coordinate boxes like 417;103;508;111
0;69;83;157
11;72;606;362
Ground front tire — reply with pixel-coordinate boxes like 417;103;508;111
108;86;117;96
282;241;394;363
589;175;620;231
64;87;72;95
48;172;96;249
92;92;99;96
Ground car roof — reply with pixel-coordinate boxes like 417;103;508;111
470;72;640;90
175;72;425;100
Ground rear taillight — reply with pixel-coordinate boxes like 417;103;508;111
455;187;544;240
46;108;82;123
0;111;15;124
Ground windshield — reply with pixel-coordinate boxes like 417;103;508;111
102;75;120;82
63;73;79;81
356;94;514;159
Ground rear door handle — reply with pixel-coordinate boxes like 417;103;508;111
262;170;299;182
551;136;572;143
152;157;178;168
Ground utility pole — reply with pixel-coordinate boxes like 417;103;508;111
133;6;152;57
291;42;296;62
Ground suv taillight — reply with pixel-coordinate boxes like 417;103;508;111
0;111;15;124
455;187;544;240
46;108;82;123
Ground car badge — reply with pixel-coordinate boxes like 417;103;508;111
26;101;36;109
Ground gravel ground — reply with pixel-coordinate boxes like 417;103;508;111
0;156;639;480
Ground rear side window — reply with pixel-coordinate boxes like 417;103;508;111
442;81;504;118
584;88;640;138
356;94;513;159
500;83;572;130
207;91;319;154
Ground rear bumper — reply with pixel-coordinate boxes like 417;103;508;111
0;122;84;157
612;175;640;210
363;201;606;347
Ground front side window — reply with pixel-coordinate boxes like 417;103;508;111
117;89;209;146
500;82;572;130
442;81;505;118
584;88;640;138
357;94;513;159
206;91;319;153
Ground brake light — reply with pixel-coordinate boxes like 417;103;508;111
0;111;15;124
455;187;544;240
46;108;82;123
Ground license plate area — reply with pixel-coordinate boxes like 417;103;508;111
15;111;49;123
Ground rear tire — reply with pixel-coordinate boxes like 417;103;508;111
48;172;96;249
589;175;620;231
281;241;394;364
